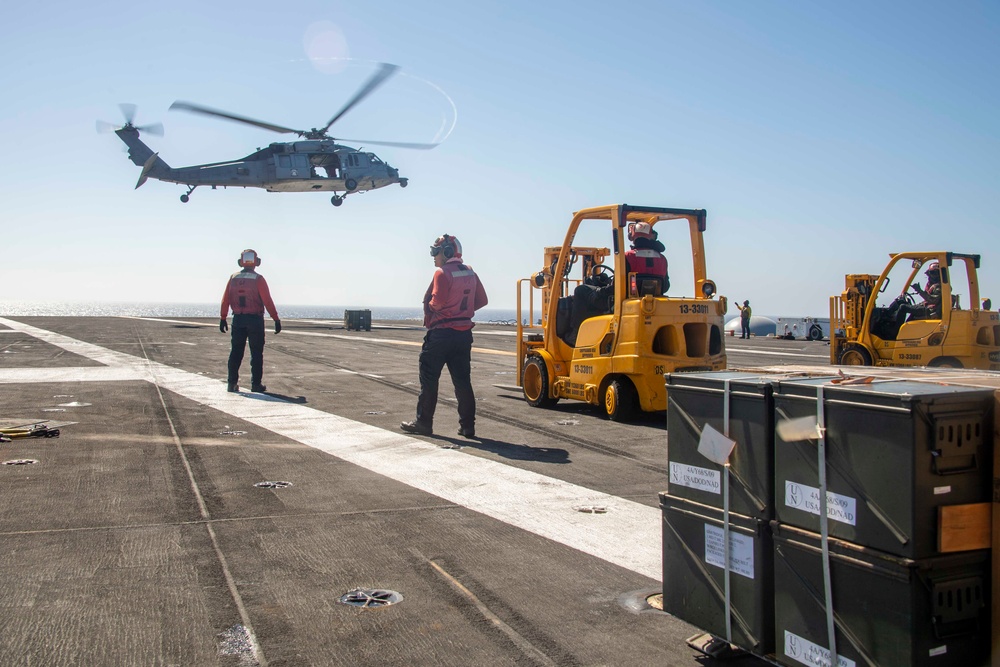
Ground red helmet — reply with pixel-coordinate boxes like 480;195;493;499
239;249;261;268
924;261;942;284
430;234;462;259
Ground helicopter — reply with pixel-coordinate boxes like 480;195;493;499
98;63;437;206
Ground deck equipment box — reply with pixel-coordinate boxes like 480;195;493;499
666;371;789;519
659;492;774;657
772;523;989;667
773;378;993;559
344;309;372;331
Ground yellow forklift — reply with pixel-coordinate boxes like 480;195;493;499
830;251;1000;369
515;204;727;421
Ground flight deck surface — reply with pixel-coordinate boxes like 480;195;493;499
0;317;834;666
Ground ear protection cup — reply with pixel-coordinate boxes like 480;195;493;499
239;249;261;268
441;234;455;259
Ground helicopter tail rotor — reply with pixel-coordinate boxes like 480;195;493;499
96;103;164;136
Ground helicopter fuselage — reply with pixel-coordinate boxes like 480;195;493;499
116;129;407;202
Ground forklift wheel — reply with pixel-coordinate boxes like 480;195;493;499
928;356;962;369
837;344;873;366
604;378;637;422
522;357;558;408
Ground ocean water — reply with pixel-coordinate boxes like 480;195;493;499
0;301;521;325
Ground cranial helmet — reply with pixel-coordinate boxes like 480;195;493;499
744;300;750;306
925;261;941;282
239;249;261;268
430;234;462;259
628;222;656;242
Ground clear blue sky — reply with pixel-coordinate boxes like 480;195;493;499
3;0;998;316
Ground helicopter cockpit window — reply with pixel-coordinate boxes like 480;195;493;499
368;153;383;163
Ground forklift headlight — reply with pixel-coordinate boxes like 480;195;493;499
532;272;549;288
701;281;716;298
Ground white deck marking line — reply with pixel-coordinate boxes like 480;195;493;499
124;317;515;356
0;367;147;383
0;318;661;581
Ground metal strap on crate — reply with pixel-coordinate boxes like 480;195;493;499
722;379;732;644
816;385;839;667
694;380;740;648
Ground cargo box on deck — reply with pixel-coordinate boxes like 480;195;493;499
659;492;774;658
772;522;989;667
772;378;994;558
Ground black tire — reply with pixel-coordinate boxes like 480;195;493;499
604;378;638;422
331;195;343;207
837;344;873;366
522;357;558;408
180;194;189;203
928;357;963;369
345;178;358;192
808;325;824;341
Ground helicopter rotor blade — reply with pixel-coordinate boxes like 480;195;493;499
119;103;137;125
135;122;164;136
336;137;439;150
169;101;302;135
96;120;120;134
319;62;399;135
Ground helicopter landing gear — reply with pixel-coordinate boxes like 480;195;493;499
345;178;358;192
180;185;196;203
331;194;344;207
399;178;408;188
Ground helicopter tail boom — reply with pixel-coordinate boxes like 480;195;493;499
115;127;172;182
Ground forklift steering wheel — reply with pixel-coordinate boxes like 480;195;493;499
589;264;614;287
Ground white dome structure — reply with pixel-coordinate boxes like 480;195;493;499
724;315;777;337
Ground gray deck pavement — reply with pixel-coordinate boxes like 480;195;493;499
0;317;828;666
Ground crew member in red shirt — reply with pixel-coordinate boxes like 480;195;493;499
625;222;669;295
401;234;489;438
220;249;281;393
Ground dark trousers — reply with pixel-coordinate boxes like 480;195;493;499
740;318;750;339
415;327;475;428
228;314;266;385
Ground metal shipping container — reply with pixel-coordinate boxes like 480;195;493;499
666;372;784;519
772;522;989;667
659;493;774;658
773;378;994;558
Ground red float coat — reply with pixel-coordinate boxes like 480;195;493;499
423;258;489;330
626;248;668;278
220;270;280;319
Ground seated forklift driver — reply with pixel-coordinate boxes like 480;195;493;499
900;261;943;322
625;222;669;296
876;262;944;340
560;266;614;347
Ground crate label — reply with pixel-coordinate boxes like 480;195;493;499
928;645;947;657
704;524;754;579
933;485;952;495
784;630;856;667
670;462;721;494
784;481;857;526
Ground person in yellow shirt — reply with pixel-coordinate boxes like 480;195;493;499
735;300;752;339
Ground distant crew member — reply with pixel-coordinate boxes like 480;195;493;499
401;234;488;438
220;249;281;393
736;300;752;339
625;222;669;295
